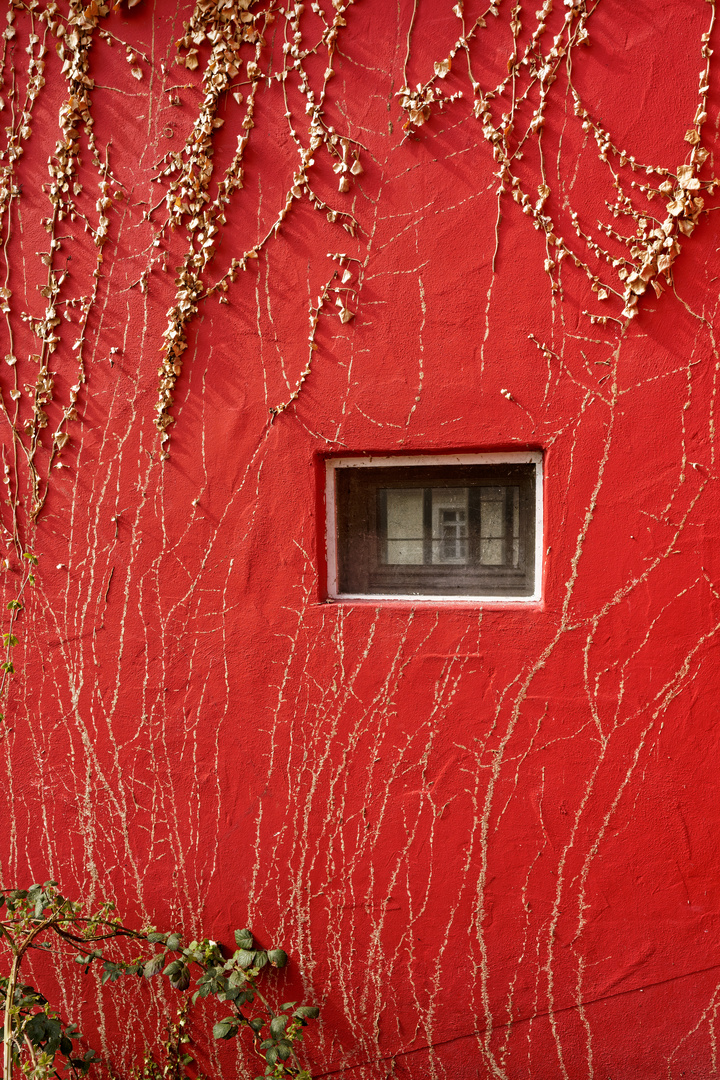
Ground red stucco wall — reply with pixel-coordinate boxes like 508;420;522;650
3;0;720;1076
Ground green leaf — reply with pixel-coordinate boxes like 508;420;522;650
146;932;167;944
166;932;182;951
277;1040;293;1061
143;954;165;978
236;948;255;969
169;962;191;991
265;1046;279;1067
268;949;288;968
253;950;268;969
228;969;249;989
101;961;123;985
270;1015;288;1039
294;1005;320;1020
213;1018;239;1040
234;928;254;950
248;1017;264;1034
25;1013;52;1044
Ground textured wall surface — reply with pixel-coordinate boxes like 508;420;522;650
2;0;720;1077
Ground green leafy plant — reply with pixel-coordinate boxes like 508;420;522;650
0;883;319;1080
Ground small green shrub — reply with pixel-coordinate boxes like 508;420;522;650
0;883;318;1080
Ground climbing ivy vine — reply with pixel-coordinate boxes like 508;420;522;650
0;0;711;556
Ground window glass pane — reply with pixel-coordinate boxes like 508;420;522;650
512;487;520;567
431;488;468;564
385;489;424;564
332;459;538;597
480;486;504;561
481;538;504;564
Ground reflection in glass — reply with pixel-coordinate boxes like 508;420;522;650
480;486;504;565
336;462;536;597
382;484;523;569
512;486;520;567
432;488;468;564
385;489;423;564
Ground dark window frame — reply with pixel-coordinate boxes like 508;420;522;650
326;454;542;601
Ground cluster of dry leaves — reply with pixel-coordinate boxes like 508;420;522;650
0;0;366;536
0;0;127;529
397;0;717;324
150;0;362;448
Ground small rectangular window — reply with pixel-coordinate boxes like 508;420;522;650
325;453;542;601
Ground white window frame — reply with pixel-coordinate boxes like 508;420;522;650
325;452;543;603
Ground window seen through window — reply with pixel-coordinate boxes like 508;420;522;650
382;486;520;567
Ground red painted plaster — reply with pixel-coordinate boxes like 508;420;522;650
2;0;720;1077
